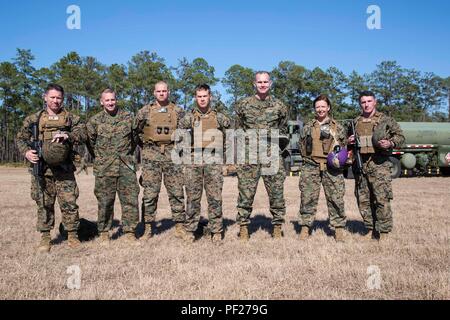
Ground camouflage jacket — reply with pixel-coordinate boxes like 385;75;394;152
300;117;347;164
354;111;405;156
16;108;85;174
234;95;288;135
86;109;137;177
135;102;185;162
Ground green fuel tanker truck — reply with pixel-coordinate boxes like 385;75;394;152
389;122;450;178
284;120;450;178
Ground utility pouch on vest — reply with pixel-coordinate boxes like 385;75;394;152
320;124;333;155
143;105;177;153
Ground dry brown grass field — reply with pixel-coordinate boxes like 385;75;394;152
0;166;448;300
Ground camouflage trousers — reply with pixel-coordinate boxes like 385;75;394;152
140;160;185;224
30;171;79;232
236;161;286;226
94;166;139;233
355;155;393;233
299;162;346;228
184;164;223;234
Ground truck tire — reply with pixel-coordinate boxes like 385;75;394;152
441;167;450;176
389;156;401;179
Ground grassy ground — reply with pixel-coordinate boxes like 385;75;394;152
0;166;448;299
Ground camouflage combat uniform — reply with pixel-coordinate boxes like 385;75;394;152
299;118;347;229
353;111;405;233
16;108;85;233
234;95;288;227
178;105;231;235
86;109;139;234
135;102;186;227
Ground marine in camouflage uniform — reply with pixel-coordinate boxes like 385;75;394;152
135;81;186;239
234;71;288;240
178;84;231;243
16;84;85;252
86;89;140;243
298;95;347;241
351;91;405;240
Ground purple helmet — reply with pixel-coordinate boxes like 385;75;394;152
327;147;348;169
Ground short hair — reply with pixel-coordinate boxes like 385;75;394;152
100;88;116;99
154;81;169;91
195;84;211;94
45;83;64;96
358;90;376;102
313;94;331;109
254;71;271;81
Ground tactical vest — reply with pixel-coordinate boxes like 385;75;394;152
355;113;382;154
191;109;220;149
143;104;178;145
310;120;337;160
38;110;71;166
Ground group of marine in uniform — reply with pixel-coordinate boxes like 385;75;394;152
16;71;405;253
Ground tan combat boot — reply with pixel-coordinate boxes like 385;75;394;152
211;233;222;245
378;232;389;242
122;232;140;246
273;225;282;239
334;228;345;243
37;231;51;253
239;225;249;241
140;223;152;240
299;226;310;240
182;231;195;244
97;231;110;246
67;231;81;248
175;223;186;239
363;229;373;241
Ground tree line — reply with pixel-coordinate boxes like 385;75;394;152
1;48;449;163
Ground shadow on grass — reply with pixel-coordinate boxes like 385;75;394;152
248;214;273;235
54;218;118;244
195;217;235;239
290;219;367;237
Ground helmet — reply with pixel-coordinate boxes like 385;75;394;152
43;141;70;166
327;146;348;169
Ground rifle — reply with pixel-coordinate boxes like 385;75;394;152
350;120;364;175
29;122;44;178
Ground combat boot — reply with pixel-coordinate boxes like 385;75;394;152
334;228;345;243
239;225;249;241
122;232;140;246
140;223;152;240
211;233;222;245
175;223;186;239
97;231;110;246
273;225;282;239
363;229;373;241
67;231;81;248
378;232;389;242
37;231;51;253
182;231;195;244
299;226;310;240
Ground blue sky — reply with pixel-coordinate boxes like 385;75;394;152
1;0;449;100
